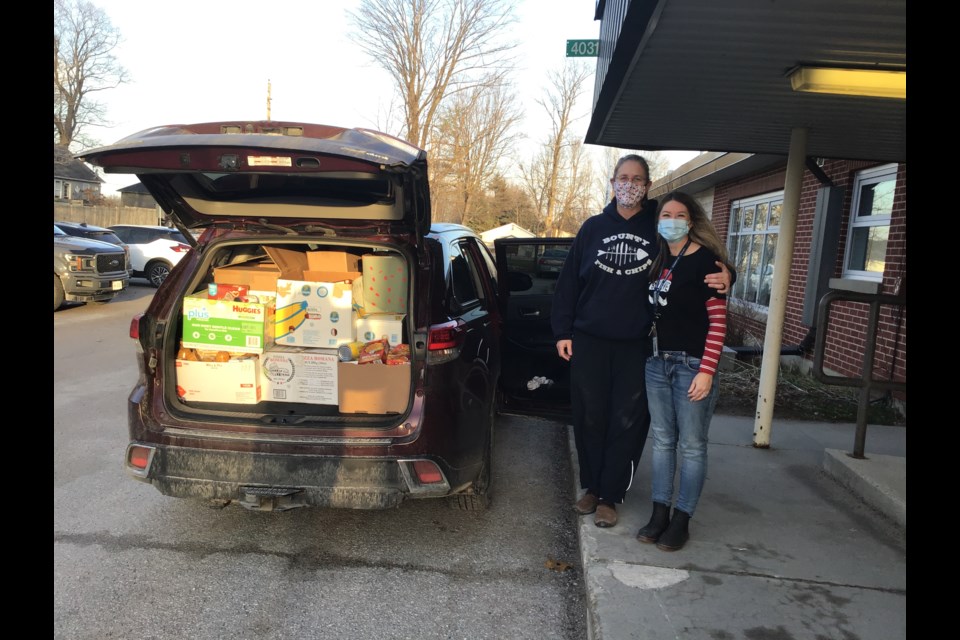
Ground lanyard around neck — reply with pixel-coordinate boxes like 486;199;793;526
652;239;692;313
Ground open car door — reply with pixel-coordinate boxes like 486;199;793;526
494;237;574;421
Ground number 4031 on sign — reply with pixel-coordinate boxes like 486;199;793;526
566;39;599;57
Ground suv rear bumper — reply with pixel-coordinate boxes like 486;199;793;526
125;443;453;510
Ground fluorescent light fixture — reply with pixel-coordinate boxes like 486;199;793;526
788;66;906;99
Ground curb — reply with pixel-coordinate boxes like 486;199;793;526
822;448;906;530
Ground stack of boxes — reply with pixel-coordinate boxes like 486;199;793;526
175;247;410;413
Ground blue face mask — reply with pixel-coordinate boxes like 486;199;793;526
658;218;689;242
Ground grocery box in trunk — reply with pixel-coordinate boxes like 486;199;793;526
175;357;261;404
337;361;411;414
260;345;339;405
213;262;282;297
360;253;407;314
355;313;406;345
275;279;356;348
182;293;276;354
265;247;363;348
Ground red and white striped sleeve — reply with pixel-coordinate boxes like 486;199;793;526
699;297;727;376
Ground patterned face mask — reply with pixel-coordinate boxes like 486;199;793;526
613;180;647;207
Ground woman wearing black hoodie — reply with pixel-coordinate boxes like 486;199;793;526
551;155;731;528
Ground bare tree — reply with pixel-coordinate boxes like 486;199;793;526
552;140;599;235
347;0;517;152
518;61;593;237
430;77;523;227
54;0;129;150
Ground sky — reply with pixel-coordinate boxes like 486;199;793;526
82;0;699;196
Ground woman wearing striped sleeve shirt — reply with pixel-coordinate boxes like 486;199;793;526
636;191;732;552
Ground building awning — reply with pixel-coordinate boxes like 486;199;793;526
586;0;905;163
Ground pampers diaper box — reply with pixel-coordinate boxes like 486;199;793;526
274;279;356;348
354;313;406;345
264;247;362;349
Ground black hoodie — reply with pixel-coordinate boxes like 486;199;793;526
551;198;660;342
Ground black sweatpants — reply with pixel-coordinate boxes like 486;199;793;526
570;330;651;504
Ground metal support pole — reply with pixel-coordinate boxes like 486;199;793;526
753;127;806;447
852;299;882;458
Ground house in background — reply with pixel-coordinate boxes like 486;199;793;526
54;145;103;203
118;182;159;209
479;223;535;247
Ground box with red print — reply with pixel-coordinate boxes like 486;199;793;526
358;253;407;314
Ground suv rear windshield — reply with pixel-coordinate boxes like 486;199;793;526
89;231;124;245
115;227;189;245
62;227;125;246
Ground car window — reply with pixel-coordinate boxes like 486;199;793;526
110;227;133;242
61;224;123;245
475;240;499;295
449;241;483;311
100;232;124;245
499;241;570;297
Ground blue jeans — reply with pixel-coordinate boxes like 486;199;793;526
645;351;720;516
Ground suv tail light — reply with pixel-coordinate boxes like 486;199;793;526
129;313;144;339
426;319;465;365
126;444;156;478
171;243;190;253
129;313;148;383
412;460;444;484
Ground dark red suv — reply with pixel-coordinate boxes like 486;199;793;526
80;121;572;512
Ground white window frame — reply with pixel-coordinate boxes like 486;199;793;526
842;163;897;283
726;190;784;309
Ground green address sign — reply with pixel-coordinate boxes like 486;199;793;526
566;39;599;57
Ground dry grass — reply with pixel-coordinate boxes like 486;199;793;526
715;356;906;426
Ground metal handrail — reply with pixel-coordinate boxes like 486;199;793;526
812;289;906;458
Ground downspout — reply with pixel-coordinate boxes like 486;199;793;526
753;127;806;448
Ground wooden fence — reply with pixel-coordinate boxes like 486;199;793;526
54;202;162;228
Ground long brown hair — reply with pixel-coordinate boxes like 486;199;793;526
649;191;734;279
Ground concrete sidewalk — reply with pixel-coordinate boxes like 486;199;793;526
570;414;906;640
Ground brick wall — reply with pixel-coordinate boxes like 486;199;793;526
713;160;907;397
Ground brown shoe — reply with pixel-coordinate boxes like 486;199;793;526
574;492;599;515
594;503;618;528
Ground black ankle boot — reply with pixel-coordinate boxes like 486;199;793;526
636;502;671;543
656;508;691;551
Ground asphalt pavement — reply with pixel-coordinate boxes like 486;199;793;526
568;413;906;640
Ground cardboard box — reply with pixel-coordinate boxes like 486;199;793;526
307;251;361;273
213;262;282;294
355;313;406;345
337;362;411;414
262;248;361;283
182;293;275;354
275;278;356;348
175;357;261;404
260;346;339;405
352;278;366;316
216;248;364;300
302;270;362;283
361;253;407;313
